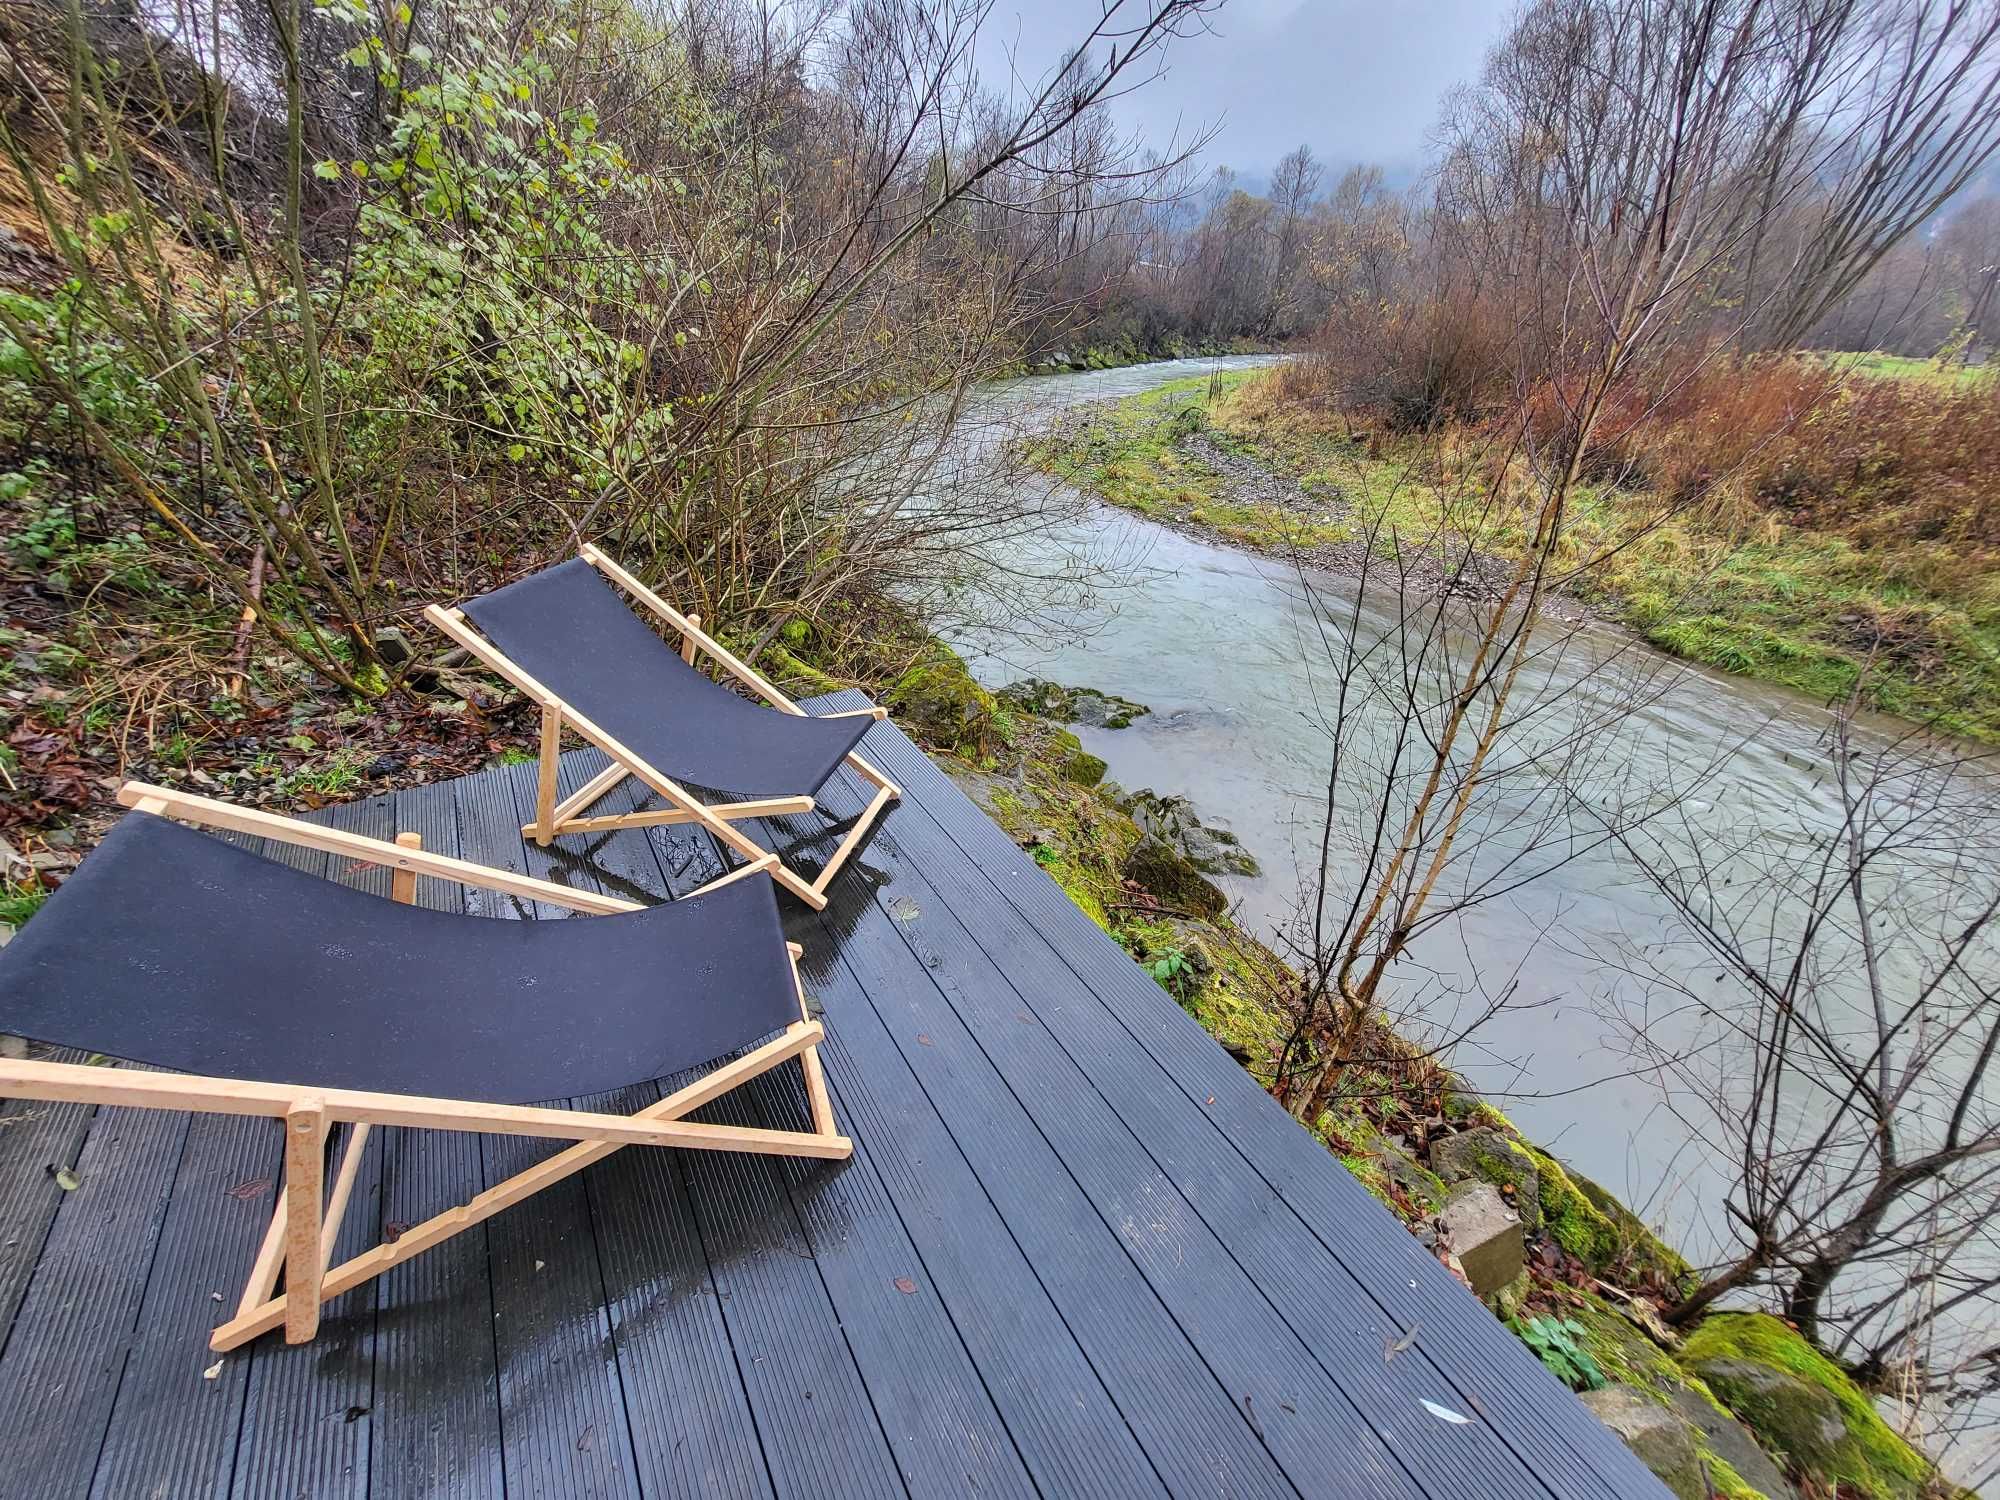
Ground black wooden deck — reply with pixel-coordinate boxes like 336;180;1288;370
0;692;1666;1499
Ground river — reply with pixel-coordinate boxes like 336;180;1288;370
944;356;1997;1488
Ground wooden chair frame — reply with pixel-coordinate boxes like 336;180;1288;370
422;544;900;911
0;782;851;1353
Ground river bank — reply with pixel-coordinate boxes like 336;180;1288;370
1031;367;2000;743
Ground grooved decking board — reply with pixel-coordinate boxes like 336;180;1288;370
0;1086;190;1497
230;794;395;1500
769;802;1299;1499
787;733;1547;1499
0;709;1671;1500
721;1062;1038;1499
463;759;644;1497
367;778;505;1500
540;771;777;1498
804;693;1668;1500
775;947;1171;1499
88;1112;276;1499
0;1051;94;1347
674;1080;909;1500
582;1076;776;1500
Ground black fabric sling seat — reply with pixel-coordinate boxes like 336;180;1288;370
0;814;800;1104
462;559;870;800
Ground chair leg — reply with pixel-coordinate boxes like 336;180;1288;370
810;754;901;897
320;1123;372;1271
786;945;841;1141
547;760;630;828
801;1046;838;1139
238;1191;289;1320
532;707;563;846
282;1100;328;1344
523;794;814;840
209;1024;850;1352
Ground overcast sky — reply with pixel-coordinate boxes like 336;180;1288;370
975;0;1512;184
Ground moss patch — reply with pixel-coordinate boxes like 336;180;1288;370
1523;1145;1622;1265
1684;1314;1937;1500
885;642;998;758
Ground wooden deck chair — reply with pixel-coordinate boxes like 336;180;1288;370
423;544;900;910
0;782;850;1353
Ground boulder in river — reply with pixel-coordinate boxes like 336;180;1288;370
997;677;1150;729
1121;788;1259;877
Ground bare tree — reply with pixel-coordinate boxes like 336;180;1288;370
1262;142;1322;336
1744;0;2000;348
0;0;1219;718
1280;0;1842;1123
1609;697;2000;1417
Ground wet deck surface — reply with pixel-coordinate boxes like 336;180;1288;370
0;691;1665;1499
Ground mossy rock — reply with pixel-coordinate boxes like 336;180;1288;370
1122;832;1227;917
1668;1388;1796;1500
1429;1127;1542;1235
1434;1122;1690;1283
1561;1295;1794;1500
887;644;996;756
1121;789;1260;877
1046;726;1107;786
1580;1387;1709;1500
1442;1089;1514;1131
996;678;1150;730
1064;749;1108;786
1563;1291;1687;1396
1568;1164;1698;1293
1325;1115;1449;1222
1525;1145;1623;1267
1684;1314;1937;1500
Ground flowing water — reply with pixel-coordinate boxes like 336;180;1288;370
944;357;1998;1486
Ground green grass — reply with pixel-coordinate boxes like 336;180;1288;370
1039;371;2000;743
0;879;49;927
1834;351;1995;388
1035;373;1357;551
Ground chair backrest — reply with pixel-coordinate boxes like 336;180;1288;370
461;557;863;797
0;813;799;1103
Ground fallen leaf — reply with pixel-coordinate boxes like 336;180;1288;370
344;1405;370;1423
916;1033;933;1046
893;1276;916;1294
384;1221;411;1244
1420;1399;1471;1425
52;1166;80;1191
534;1259;545;1272
576;1424;594;1451
1384;1323;1421;1363
203;1359;224;1380
225;1177;271;1200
